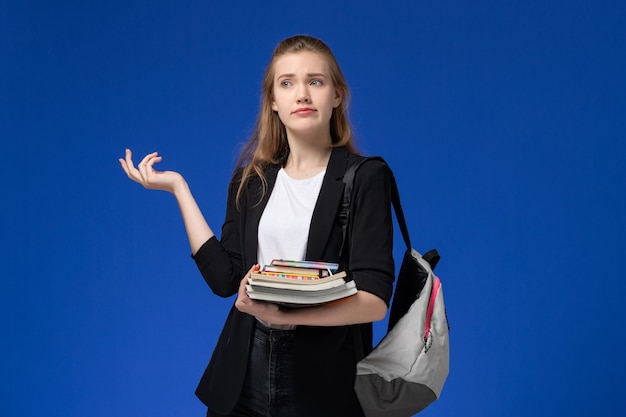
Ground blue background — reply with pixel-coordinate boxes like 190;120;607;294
2;1;625;416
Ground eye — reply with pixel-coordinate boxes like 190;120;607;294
310;79;323;86
280;80;292;87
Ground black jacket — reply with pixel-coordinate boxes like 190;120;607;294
192;146;395;416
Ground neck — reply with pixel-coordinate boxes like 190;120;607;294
284;140;332;179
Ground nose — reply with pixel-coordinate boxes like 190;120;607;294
296;84;310;103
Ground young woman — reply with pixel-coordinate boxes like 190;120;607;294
119;35;395;417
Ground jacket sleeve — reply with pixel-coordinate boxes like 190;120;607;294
191;169;245;297
347;159;396;306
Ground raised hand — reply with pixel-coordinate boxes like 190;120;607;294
118;149;184;194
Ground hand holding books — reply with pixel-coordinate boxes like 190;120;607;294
246;259;356;307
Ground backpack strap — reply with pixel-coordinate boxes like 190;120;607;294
339;156;367;256
423;248;441;271
340;157;440;271
340;156;411;256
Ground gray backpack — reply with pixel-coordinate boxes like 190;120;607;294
341;157;450;417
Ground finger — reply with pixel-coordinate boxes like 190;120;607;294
237;265;260;311
142;156;163;187
138;151;159;168
245;264;261;278
236;276;252;311
124;149;143;176
239;275;248;294
145;156;163;175
124;149;136;169
118;158;130;175
241;266;259;296
137;152;159;183
120;149;144;183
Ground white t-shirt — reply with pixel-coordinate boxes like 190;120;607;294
257;167;326;267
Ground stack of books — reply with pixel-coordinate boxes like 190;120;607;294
246;259;357;307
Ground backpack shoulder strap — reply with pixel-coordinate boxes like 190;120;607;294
340;156;412;256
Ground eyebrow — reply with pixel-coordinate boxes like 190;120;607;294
276;73;328;79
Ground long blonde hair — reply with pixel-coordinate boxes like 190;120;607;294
235;35;358;207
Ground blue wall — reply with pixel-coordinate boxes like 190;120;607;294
2;1;625;416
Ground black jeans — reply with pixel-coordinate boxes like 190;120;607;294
207;322;297;417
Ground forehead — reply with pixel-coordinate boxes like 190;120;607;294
272;51;330;78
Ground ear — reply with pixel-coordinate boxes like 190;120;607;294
271;100;278;111
333;88;343;108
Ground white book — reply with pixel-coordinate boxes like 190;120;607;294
246;280;357;307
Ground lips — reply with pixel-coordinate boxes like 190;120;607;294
292;107;316;115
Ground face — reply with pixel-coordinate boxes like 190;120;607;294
271;51;342;140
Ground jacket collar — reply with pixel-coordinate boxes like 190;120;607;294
306;146;349;261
